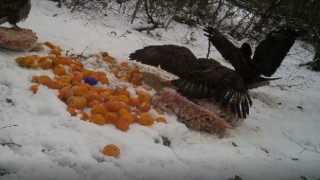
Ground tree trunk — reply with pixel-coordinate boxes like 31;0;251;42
131;0;142;24
311;45;320;71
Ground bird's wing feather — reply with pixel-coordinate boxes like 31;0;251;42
129;45;199;79
189;59;252;118
203;26;239;62
203;26;254;81
252;28;298;77
129;46;252;118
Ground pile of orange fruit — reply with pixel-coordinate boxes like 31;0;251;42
16;41;168;158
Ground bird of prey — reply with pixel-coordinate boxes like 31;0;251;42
203;26;299;87
0;0;31;29
129;27;299;119
129;45;252;119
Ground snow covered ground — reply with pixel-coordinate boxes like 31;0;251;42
0;0;320;179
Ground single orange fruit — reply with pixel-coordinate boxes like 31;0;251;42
112;88;130;97
102;144;120;158
90;114;106;125
137;91;152;103
131;77;142;86
131;68;140;74
99;75;109;84
72;85;88;96
29;84;39;94
105;101;121;112
119;113;135;124
55;76;71;87
129;97;140;107
70;96;87;110
109;67;119;75
58;56;72;65
91;104;108;115
53;66;67;76
87;100;100;108
61;86;73;100
131;72;141;78
100;91;111;100
40;59;53;69
120;62;129;67
57;89;64;100
155;108;164;115
81;69;93;79
46;81;63;90
115;119;129;132
138;101;151;112
100;52;109;57
79;111;89;121
117;108;130;116
67;107;77;116
72;60;84;68
155;117;167;123
36;75;52;85
90;86;104;94
102;56;116;63
84;92;101;102
44;41;56;49
138;113;154;126
120;73;131;82
116;95;130;104
104;112;118;124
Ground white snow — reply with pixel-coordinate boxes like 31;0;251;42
0;1;320;180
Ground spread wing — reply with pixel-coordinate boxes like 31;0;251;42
129;45;252;118
252;28;298;77
203;26;239;62
203;26;253;81
129;45;198;79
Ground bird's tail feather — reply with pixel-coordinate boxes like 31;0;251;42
248;77;281;89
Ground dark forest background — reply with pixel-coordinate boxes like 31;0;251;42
50;0;320;71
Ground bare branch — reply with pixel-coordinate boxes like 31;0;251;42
0;125;18;131
206;39;211;59
282;131;320;155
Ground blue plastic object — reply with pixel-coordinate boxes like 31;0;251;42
84;77;99;86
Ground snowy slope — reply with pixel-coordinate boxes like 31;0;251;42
0;1;320;180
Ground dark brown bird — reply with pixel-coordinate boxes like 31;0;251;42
129;45;252;119
203;26;299;87
0;0;31;29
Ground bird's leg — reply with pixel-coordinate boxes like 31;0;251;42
12;24;22;31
